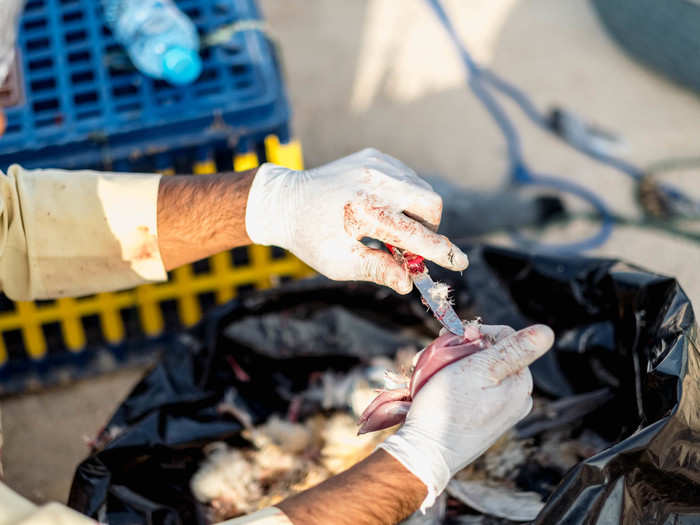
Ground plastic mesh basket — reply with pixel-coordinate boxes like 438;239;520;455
0;0;291;169
0;0;312;394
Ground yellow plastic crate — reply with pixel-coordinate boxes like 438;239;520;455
0;136;313;365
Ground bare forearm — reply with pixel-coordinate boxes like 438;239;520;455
156;169;257;270
277;450;426;525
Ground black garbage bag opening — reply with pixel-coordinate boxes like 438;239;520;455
68;245;699;524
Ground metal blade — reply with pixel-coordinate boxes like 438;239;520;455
412;272;464;337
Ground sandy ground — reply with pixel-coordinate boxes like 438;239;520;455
2;0;699;506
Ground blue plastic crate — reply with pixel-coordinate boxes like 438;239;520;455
0;0;307;395
0;0;291;170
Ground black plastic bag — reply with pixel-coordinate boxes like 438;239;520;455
68;245;700;524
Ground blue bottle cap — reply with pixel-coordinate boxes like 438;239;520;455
162;46;202;85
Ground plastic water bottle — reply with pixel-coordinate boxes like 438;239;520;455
102;0;202;85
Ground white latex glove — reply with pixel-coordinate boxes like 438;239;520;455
245;148;469;293
379;324;555;511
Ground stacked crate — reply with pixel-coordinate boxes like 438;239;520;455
0;0;311;393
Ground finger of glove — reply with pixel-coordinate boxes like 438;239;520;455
384;155;433;192
316;148;394;174
353;148;432;189
331;148;381;168
399;187;444;232
520;394;534;421
489;370;533;417
363;167;442;230
437;324;514;344
478;324;517;344
347;203;467;271
346;169;443;232
473;324;554;384
350;243;413;294
501;370;535;421
513;366;534;398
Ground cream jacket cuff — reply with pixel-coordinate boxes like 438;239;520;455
216;507;292;525
0;165;166;300
0;481;291;525
0;484;96;525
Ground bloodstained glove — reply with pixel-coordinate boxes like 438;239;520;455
245;148;468;294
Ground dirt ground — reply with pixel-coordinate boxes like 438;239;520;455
2;0;699;506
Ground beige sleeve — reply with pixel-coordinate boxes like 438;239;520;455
0;165;167;300
0;483;96;525
0;484;290;525
215;507;292;525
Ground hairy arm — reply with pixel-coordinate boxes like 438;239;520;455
276;450;427;525
156;169;257;270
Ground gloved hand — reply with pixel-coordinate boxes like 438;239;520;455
245;148;469;293
379;323;554;510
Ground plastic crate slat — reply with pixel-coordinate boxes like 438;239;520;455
27;56;54;70
24;1;47;13
61;10;84;23
22;19;49;33
49;2;74;133
28;71;57;85
23;37;52;53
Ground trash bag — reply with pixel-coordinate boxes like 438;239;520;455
68;245;700;524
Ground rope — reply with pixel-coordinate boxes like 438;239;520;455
425;0;700;252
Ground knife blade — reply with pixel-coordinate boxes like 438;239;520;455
412;270;465;337
385;244;465;337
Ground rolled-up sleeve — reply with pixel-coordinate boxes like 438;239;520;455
216;507;292;525
0;483;291;525
0;165;166;300
0;483;96;525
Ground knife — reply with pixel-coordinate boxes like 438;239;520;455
385;244;465;337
